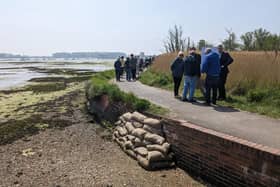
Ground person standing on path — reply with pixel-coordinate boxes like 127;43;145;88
201;48;221;105
120;56;125;77
217;45;234;100
182;47;201;102
124;57;132;81
170;51;184;97
130;54;137;81
114;57;122;82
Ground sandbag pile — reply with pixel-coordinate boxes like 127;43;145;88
113;111;175;170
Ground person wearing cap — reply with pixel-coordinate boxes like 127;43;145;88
114;57;122;81
217;45;234;100
201;48;220;105
182;47;201;102
120;56;125;76
170;51;184;97
130;54;137;81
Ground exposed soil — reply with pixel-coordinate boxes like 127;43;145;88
0;73;205;187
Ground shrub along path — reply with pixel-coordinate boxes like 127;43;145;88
115;80;280;149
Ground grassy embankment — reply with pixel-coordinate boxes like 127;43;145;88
140;52;280;118
86;70;168;116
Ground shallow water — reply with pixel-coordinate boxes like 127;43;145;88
0;60;114;90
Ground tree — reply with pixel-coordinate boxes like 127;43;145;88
222;29;239;51
253;28;270;50
265;34;280;58
197;39;213;50
240;32;255;51
164;25;187;53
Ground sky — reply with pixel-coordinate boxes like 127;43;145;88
0;0;280;56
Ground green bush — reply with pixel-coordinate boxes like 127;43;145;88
133;99;150;111
140;69;172;88
246;89;266;102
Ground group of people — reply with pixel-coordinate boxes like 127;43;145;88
171;45;233;106
114;54;153;82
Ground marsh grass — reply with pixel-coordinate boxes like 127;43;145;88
139;52;280;118
151;51;280;89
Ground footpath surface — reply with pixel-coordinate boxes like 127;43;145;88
115;80;280;149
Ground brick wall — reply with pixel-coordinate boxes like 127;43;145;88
159;118;280;187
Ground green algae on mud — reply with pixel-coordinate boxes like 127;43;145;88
0;69;95;144
0;82;84;121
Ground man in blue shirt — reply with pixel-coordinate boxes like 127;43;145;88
201;48;221;105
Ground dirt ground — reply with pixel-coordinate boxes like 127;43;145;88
0;76;206;187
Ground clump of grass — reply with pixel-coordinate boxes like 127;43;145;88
246;89;266;102
140;69;173;90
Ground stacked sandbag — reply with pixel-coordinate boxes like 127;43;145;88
113;111;175;170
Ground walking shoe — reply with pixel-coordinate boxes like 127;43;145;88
181;98;189;102
217;97;226;101
203;102;211;106
188;99;197;103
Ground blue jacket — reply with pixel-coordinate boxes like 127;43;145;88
201;52;220;76
170;57;184;78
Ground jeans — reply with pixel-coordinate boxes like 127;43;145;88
173;76;182;96
125;69;131;81
205;75;219;104
182;76;198;100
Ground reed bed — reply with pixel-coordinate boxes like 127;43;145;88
151;51;280;90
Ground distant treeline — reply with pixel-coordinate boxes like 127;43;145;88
0;52;126;59
164;25;280;54
0;53;24;58
52;52;126;59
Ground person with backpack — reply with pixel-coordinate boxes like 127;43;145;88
182;47;201;102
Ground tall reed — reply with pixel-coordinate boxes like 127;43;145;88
151;51;280;91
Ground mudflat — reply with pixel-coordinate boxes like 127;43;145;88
0;71;205;187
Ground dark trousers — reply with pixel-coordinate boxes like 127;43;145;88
173;76;182;96
125;69;131;81
120;67;124;76
218;72;228;99
131;69;136;80
205;75;219;104
115;69;121;81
